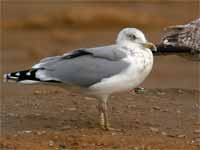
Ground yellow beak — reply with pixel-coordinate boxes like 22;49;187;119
143;42;157;52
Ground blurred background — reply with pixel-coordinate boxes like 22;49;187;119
1;1;199;89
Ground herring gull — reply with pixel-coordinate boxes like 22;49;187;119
4;28;156;130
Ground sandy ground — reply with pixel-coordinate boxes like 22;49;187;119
1;2;200;150
1;86;200;150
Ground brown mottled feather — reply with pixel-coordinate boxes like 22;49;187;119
157;18;200;60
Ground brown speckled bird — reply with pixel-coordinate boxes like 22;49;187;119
157;18;200;60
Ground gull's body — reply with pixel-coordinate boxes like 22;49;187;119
89;42;153;96
4;28;156;130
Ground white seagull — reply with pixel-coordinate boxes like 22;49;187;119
4;28;156;130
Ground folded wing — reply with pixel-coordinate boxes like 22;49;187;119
33;45;129;87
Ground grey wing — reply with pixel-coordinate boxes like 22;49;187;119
32;48;91;69
32;45;129;87
33;45;126;69
84;45;127;60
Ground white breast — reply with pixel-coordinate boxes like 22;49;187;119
89;48;153;95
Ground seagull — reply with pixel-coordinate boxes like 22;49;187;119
156;18;200;61
4;28;156;130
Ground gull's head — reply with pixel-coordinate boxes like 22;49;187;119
117;28;147;44
116;28;157;52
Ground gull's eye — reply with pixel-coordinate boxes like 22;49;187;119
128;34;136;40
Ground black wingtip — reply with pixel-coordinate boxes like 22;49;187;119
3;69;37;83
4;69;62;84
3;72;19;82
